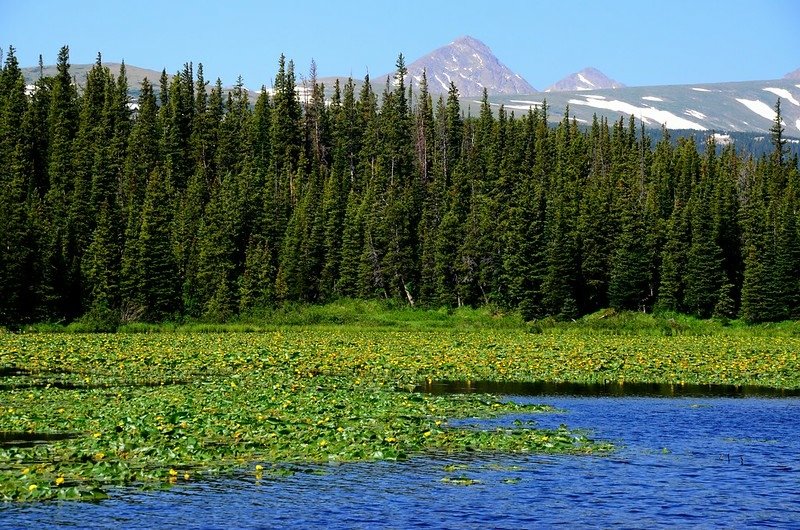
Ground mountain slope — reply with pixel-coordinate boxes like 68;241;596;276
465;79;800;136
400;35;536;97
545;67;624;92
785;68;800;80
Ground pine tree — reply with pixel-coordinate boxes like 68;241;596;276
135;169;179;320
657;203;689;312
578;116;615;311
42;45;80;318
238;235;275;312
0;152;36;324
159;64;194;190
713;144;743;307
82;201;121;328
195;171;241;318
504;168;547;319
338;190;365;298
683;140;724;317
0;46;37;324
739;158;776;322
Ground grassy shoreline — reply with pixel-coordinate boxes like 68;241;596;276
12;300;800;336
2;305;799;501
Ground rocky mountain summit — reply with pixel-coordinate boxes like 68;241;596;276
545;67;624;92
402;35;536;97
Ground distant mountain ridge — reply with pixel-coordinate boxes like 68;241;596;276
465;79;800;136
400;36;536;97
22;62;165;90
545;67;624;92
19;42;800;135
21;61;263;101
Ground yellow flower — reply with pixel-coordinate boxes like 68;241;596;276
319;439;328;447
28;484;37;492
183;473;190;480
255;465;264;472
55;477;65;486
21;468;30;475
168;468;178;476
94;452;105;461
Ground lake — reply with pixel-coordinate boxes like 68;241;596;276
2;388;799;528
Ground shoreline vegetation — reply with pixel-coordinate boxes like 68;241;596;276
2;303;800;501
9;298;800;336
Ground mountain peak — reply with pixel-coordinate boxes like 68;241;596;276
545;67;625;92
450;35;488;49
403;36;536;97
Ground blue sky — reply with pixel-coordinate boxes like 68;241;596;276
1;0;798;90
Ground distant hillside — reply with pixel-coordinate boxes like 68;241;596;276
20;61;264;101
545;67;624;92
785;68;800;80
22;62;165;91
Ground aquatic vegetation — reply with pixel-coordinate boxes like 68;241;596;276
0;331;605;501
1;327;797;501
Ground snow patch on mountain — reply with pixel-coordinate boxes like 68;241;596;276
433;74;449;92
568;97;707;130
502;104;542;111
642;96;663;102
577;73;596;88
685;109;707;120
797;118;800;132
692;87;712;92
763;87;800;106
736;98;783;123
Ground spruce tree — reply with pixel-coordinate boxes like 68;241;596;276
136;169;179;320
82;201;121;328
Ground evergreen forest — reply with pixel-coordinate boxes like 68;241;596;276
1;46;799;328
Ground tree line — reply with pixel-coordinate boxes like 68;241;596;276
1;46;798;327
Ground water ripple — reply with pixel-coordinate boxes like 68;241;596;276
2;396;799;528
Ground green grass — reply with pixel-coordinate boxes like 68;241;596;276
18;301;800;336
21;299;527;334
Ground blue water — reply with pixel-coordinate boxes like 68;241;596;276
2;396;799;529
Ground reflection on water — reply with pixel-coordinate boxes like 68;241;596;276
3;396;799;528
0;431;78;448
417;379;800;398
